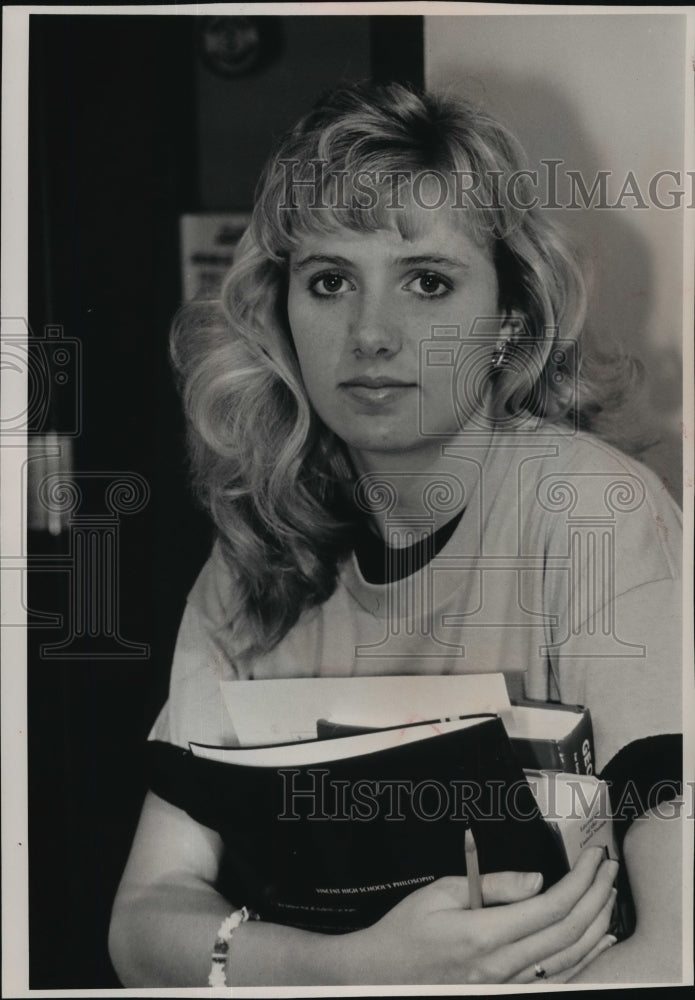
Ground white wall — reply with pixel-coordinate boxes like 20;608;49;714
425;12;688;500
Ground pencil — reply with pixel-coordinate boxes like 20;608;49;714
465;827;483;909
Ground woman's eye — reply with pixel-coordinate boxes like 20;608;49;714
308;272;352;297
405;273;452;298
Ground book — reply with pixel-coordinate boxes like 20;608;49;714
218;675;595;776
509;700;595;775
219;674;513;747
311;725;612;892
150;715;572;935
194;713;497;767
175;726;632;941
315;704;594;777
147;675;627;939
525;770;634;940
525;770;616;867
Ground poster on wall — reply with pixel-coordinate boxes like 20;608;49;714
180;213;251;301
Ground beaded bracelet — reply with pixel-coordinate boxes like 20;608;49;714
208;906;258;987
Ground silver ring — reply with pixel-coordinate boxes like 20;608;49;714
534;963;547;979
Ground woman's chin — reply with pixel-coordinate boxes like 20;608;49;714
340;429;461;468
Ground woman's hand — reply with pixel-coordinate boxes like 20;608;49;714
347;846;619;985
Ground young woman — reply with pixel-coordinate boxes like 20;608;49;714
109;82;683;987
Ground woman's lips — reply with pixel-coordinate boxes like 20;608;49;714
339;377;417;405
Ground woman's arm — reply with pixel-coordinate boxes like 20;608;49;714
110;792;620;986
108;792;357;986
111;791;394;987
108;791;230;985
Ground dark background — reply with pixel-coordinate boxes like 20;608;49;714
27;13;422;988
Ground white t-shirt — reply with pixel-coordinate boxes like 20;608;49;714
150;426;682;772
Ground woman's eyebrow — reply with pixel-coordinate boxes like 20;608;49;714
396;254;469;269
291;254;353;273
291;252;469;272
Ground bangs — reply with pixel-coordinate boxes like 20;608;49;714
261;163;501;255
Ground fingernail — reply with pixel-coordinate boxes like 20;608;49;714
606;859;620;878
524;872;543;891
605;934;618;949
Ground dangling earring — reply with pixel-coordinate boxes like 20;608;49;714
491;340;509;368
492;318;522;369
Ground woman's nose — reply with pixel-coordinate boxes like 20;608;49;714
350;293;401;357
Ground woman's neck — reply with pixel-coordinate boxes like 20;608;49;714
349;427;495;547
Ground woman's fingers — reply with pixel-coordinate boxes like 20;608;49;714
415;870;543;912
510;887;618;983
416;850;617;985
490;857;618;980
494;861;618;975
481;870;544;905
441;852;617;984
467;846;609;950
541;934;618;984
